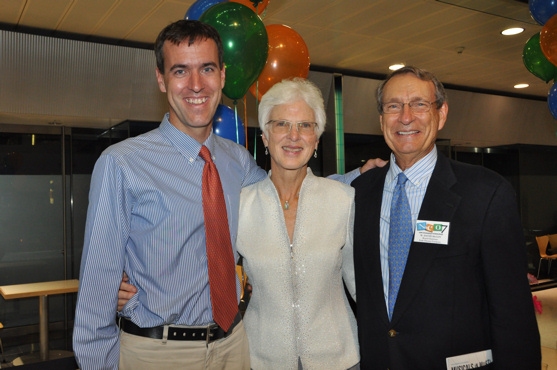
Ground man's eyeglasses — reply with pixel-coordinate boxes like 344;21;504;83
381;100;437;114
265;120;317;135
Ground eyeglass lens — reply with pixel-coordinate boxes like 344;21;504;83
267;120;316;134
382;101;433;114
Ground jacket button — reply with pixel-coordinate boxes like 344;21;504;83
388;329;397;337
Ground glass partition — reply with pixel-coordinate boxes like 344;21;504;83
0;121;156;356
0;127;65;328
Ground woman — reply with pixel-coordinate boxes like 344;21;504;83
238;78;358;369
118;78;360;369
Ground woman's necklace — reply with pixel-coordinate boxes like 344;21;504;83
282;191;299;210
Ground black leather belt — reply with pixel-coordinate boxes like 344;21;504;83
119;313;241;343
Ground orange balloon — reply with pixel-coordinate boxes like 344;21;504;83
230;0;270;15
540;13;557;67
249;24;310;100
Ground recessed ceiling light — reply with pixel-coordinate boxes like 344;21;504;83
501;27;524;36
514;83;529;89
389;64;405;71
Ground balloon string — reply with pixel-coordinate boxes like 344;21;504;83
253;81;260;160
243;96;248;150
233;101;239;145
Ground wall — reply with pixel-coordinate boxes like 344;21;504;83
1;30;556;150
0;30;166;128
342;75;557;147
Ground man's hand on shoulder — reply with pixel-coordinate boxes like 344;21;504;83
360;158;388;174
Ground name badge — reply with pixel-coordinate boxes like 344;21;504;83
446;349;493;369
414;220;450;245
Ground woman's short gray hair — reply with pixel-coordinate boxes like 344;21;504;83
258;78;326;137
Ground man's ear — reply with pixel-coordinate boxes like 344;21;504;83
156;68;166;93
220;64;226;89
437;102;448;131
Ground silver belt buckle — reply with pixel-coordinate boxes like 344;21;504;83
206;323;219;344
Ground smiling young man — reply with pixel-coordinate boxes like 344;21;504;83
155;30;224;142
352;66;540;369
72;20;267;370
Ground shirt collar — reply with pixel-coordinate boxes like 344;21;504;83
159;114;218;164
387;145;437;188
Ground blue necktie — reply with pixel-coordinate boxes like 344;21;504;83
388;173;413;320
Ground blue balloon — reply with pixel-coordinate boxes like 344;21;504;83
184;0;227;20
213;104;246;145
547;81;557;119
529;0;557;26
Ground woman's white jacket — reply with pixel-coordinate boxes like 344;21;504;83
237;169;359;370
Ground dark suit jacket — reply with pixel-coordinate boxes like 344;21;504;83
352;150;540;370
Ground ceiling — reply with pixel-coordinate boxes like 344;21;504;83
0;0;549;101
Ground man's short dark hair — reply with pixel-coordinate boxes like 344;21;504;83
154;20;224;74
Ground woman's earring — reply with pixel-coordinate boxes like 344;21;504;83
265;147;269;155
314;149;318;158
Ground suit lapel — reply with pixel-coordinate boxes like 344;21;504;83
391;153;462;323
355;165;391;323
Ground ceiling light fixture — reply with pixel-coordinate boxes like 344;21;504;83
389;64;405;71
501;27;524;36
514;83;529;89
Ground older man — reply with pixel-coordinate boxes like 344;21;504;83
352;66;540;369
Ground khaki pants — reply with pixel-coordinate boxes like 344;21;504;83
119;320;250;370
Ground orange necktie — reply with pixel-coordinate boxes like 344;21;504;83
199;145;237;331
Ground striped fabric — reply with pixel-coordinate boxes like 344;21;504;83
379;148;437;311
73;115;266;369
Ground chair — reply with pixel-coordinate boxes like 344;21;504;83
548;234;557;251
536;235;557;279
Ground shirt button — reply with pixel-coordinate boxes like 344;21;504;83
388;329;397;337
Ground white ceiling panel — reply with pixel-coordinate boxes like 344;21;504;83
0;0;549;99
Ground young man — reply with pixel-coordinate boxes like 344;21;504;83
73;20;263;370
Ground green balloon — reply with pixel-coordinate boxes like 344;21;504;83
523;32;556;83
201;2;268;100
